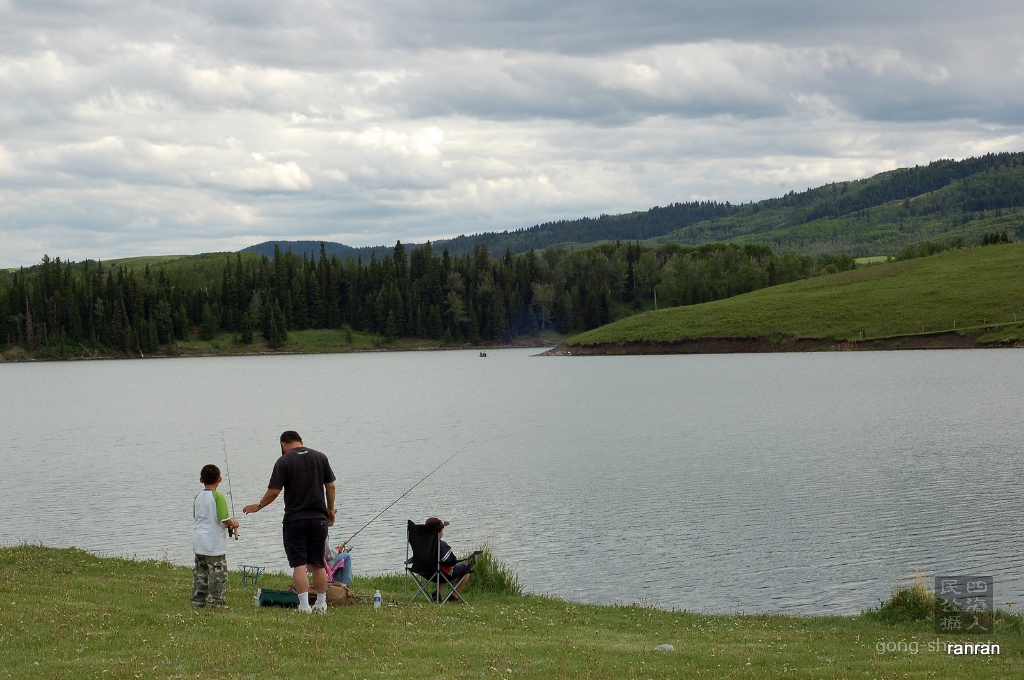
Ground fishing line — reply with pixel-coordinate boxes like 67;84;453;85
339;443;470;546
221;431;238;539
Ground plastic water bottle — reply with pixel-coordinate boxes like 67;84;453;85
373;589;382;610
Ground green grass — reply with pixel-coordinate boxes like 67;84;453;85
154;328;434;357
2;546;1022;679
278;328;383;352
279;328;562;354
103;254;198;268
861;573;938;626
468;545;523;597
1;327;563;362
569;243;1024;346
94;252;254;271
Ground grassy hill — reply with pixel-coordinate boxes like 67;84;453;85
3;545;1022;678
79;252;253;274
644;159;1024;257
565;243;1024;351
7;252;254;279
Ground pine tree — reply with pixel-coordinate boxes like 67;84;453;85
267;309;281;348
261;298;274;342
155;300;173;344
146;317;160;351
426;305;443;339
239;313;255;344
267;302;288;348
199;302;218;340
385;309;398;340
275;304;288;346
173;304;190;340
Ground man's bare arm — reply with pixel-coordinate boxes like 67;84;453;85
325;481;336;526
243;488;281;514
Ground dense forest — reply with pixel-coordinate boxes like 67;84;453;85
0;241;853;356
245;151;1024;262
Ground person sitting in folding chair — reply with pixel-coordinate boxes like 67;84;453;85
324;539;352;586
426;517;476;602
405;517;480;604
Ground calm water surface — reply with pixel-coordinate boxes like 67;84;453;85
1;348;1022;614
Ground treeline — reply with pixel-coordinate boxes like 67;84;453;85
0;241;850;355
893;238;967;262
981;230;1013;245
243;201;741;263
885;230;1013;262
432;201;740;256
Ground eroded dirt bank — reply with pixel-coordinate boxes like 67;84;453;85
544;330;1021;356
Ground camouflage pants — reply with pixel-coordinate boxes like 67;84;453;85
192;553;227;607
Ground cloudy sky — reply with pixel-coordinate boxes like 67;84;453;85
1;1;1023;266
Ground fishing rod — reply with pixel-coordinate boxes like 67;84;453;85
221;432;239;540
339;444;469;547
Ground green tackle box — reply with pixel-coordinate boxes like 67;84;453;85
255;588;299;608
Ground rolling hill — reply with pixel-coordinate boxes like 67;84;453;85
243;152;1024;261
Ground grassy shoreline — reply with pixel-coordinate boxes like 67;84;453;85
1;546;1020;678
0;329;563;363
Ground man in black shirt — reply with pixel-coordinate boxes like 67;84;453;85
243;431;336;613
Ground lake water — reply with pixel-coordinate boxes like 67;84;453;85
2;348;1022;614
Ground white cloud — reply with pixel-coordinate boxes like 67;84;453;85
0;144;17;176
1;1;1023;266
343;126;445;157
219;156;312;191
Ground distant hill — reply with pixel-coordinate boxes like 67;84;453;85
241;152;1024;261
239;241;393;262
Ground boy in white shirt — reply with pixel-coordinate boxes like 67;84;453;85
192;464;239;608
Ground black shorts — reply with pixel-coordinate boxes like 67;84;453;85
282;518;329;569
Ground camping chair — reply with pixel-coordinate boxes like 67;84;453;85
404;520;476;604
322;538;348;584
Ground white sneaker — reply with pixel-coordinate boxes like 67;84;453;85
312;600;327;614
298;604;313;613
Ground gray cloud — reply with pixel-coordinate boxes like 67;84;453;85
1;0;1023;266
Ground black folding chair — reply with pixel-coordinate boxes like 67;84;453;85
404;520;476;604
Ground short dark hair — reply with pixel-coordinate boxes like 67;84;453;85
200;464;221;485
280;430;303;444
